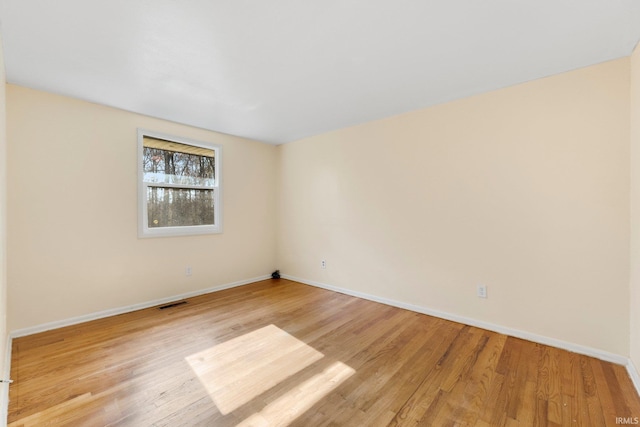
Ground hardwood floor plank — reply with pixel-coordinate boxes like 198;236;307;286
388;326;486;425
558;350;587;426
546;347;563;425
502;338;527;421
445;331;508;426
7;279;640;426
579;355;607;427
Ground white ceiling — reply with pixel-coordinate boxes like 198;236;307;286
1;1;639;144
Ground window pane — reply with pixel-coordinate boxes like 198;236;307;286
147;187;215;228
143;136;215;187
138;130;221;237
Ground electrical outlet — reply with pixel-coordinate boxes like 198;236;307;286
321;260;327;269
185;266;192;276
477;284;487;298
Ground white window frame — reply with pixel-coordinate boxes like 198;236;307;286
137;129;222;238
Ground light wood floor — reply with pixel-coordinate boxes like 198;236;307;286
8;279;640;426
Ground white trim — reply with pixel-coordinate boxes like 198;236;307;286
137;128;223;239
628;359;640;397
281;274;629;366
145;182;215;190
10;275;270;338
0;335;11;427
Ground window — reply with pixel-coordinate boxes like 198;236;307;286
138;129;221;237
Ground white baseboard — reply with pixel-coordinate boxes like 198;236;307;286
282;274;629;366
10;275;271;339
628;359;640;397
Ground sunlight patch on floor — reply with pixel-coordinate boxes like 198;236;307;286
186;324;324;415
236;361;355;427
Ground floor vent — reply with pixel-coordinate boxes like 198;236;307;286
158;301;187;310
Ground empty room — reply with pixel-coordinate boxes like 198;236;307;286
0;0;639;426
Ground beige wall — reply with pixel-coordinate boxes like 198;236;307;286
277;58;631;355
0;37;7;377
7;85;278;331
631;45;640;370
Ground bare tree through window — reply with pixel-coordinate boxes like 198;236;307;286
139;132;221;237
